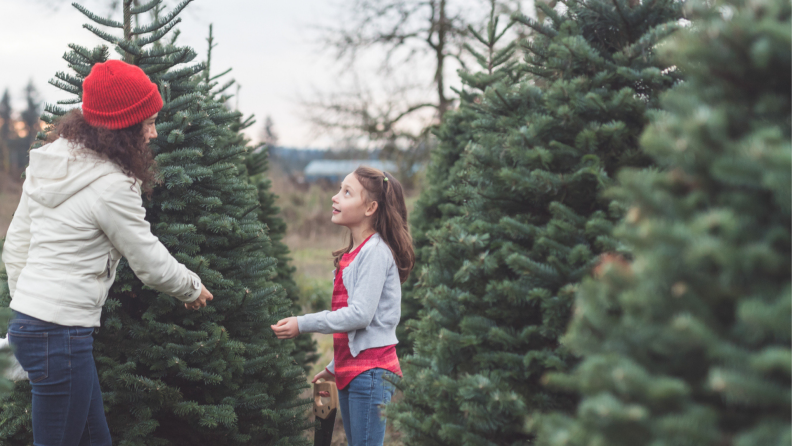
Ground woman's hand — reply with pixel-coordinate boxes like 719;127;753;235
271;317;300;339
185;284;213;310
312;369;336;396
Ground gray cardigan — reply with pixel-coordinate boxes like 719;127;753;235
297;233;401;374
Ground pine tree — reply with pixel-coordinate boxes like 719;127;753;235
20;80;42;152
387;0;681;442
246;148;320;373
204;24;317;374
0;90;12;173
534;0;791;444
0;1;310;443
397;3;519;356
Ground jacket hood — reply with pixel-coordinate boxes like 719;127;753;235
24;138;124;208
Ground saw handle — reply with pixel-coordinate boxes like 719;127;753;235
313;381;339;420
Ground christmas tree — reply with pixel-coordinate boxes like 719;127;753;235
534;0;791;443
204;25;318;373
246;148;319;373
387;0;681;442
397;6;519;357
0;1;310;443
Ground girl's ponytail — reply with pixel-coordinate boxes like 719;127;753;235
335;166;415;283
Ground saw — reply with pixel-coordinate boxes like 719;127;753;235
313;381;339;446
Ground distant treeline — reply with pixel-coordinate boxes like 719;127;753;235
267;145;383;173
0;81;42;174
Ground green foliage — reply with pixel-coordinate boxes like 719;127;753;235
534;0;792;444
246;147;319;373
398;5;520;357
0;246;15;399
0;1;310;444
387;0;681;443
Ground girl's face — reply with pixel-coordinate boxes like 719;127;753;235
142;112;158;144
331;173;377;227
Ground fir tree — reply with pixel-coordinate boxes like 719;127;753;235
535;0;791;444
202;25;318;374
20;80;42;150
246;148;319;373
397;3;519;356
0;1;310;443
0;89;11;173
387;0;681;442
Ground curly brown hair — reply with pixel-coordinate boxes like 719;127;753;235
43;109;159;196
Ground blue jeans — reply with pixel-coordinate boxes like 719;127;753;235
7;312;111;446
338;368;397;446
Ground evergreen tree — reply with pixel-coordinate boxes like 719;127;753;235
20;80;42;150
0;1;310;443
202;26;318;373
387;0;681;442
535;0;791;444
397;4;519;356
0;89;12;173
0;242;16;398
246;148;319;373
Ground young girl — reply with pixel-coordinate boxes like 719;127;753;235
272;166;414;446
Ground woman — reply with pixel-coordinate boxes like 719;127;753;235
2;60;213;445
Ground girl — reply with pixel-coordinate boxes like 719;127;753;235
2;60;213;445
272;166;414;446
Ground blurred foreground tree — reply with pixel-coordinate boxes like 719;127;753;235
535;0;791;443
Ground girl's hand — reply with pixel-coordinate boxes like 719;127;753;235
271;317;299;339
312;369;336;397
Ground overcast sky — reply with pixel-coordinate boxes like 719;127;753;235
1;0;535;148
0;0;351;148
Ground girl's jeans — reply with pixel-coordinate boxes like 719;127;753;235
338;368;397;446
8;311;112;446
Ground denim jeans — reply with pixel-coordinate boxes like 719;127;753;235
8;311;111;446
338;368;397;446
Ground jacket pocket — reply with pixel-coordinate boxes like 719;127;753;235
95;250;119;307
7;331;48;383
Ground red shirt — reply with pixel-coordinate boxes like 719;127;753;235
329;235;402;390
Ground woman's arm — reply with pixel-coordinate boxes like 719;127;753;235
2;194;32;298
92;180;202;302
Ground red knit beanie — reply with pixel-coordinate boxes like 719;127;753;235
82;60;163;130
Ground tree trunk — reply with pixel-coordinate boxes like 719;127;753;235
123;0;133;62
435;0;449;120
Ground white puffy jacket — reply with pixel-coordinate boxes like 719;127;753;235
2;138;201;327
